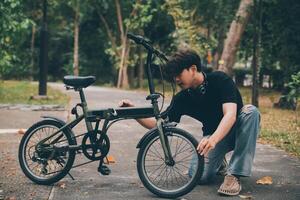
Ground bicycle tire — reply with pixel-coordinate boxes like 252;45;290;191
137;127;204;198
18;119;76;185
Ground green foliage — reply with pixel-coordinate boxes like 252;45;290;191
240;0;300;90
0;0;298;92
286;71;300;102
0;0;32;79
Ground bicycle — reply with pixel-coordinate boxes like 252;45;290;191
18;33;204;198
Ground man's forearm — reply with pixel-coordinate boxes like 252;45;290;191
136;117;156;129
210;113;236;144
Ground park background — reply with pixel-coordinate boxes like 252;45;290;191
0;0;299;156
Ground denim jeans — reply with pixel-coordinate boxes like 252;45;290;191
188;104;261;184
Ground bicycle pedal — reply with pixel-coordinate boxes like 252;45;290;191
104;155;116;164
98;165;111;175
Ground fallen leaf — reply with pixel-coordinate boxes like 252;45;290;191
18;129;26;135
256;176;273;185
30;192;36;196
57;182;66;189
7;196;16;200
239;194;253;199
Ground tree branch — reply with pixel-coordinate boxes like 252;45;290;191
95;7;120;57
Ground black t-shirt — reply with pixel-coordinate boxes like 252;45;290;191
165;71;243;136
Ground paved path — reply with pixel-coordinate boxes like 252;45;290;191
0;83;299;200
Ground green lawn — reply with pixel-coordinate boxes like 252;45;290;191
239;87;300;157
0;81;69;106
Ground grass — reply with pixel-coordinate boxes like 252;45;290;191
240;87;300;156
0;80;69;106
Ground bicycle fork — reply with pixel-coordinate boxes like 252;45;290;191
156;118;175;166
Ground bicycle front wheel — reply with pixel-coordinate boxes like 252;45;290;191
137;127;204;198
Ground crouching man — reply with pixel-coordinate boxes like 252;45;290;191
120;49;260;196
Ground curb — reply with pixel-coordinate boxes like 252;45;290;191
0;129;27;134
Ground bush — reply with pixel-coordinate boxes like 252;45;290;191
286;71;300;106
274;71;300;110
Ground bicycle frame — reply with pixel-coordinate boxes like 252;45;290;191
37;35;174;165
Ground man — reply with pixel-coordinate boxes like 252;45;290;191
120;48;260;196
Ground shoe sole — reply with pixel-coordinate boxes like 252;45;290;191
217;185;242;196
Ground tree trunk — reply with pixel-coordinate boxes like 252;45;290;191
218;0;253;76
115;0;129;88
213;25;226;70
30;24;36;80
251;0;262;107
73;0;79;76
117;39;130;88
38;0;48;96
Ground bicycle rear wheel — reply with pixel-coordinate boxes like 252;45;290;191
18;119;76;185
137;127;204;198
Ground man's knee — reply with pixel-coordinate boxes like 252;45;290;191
241;104;261;122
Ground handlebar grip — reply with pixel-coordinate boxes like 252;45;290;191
127;33;144;44
127;33;168;61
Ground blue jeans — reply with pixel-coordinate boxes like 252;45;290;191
188;104;261;183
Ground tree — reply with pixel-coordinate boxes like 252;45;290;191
95;0;164;88
183;0;240;69
251;0;262;107
0;0;31;79
72;0;80;76
218;0;253;76
38;0;48;95
94;0;136;88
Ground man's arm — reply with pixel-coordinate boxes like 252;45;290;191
119;99;156;129
136;118;156;129
197;102;237;155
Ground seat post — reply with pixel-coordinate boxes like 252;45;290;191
78;88;93;132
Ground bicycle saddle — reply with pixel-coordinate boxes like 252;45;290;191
63;76;96;88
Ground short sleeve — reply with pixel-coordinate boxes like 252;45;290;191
217;72;238;104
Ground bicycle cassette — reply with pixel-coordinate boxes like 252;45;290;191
81;130;110;161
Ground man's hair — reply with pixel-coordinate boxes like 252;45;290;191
164;48;202;79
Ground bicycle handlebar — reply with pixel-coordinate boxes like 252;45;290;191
127;33;168;62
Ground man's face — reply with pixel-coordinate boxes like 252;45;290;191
175;68;195;89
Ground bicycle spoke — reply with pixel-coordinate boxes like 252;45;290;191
147;162;165;177
140;131;201;196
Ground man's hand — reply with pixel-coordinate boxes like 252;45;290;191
197;136;217;156
119;99;134;107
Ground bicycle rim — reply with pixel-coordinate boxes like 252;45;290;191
141;132;199;194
